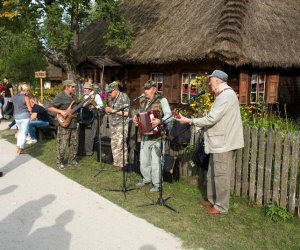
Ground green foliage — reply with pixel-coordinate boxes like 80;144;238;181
42;4;73;51
240;103;300;131
31;84;62;103
265;203;293;222
0;0;133;77
105;19;133;49
0;29;47;83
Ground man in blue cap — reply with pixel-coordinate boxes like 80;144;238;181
176;69;244;214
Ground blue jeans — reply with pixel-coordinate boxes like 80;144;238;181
9;119;16;128
15;118;30;149
28;120;49;140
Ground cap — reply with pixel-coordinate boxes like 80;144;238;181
105;81;119;93
83;82;93;89
208;70;228;82
144;80;157;89
63;79;77;86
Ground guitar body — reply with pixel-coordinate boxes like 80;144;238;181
56;92;95;128
56;113;77;128
56;101;76;128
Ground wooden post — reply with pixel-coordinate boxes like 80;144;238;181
40;77;43;103
249;127;258;201
256;128;265;205
288;133;299;213
264;129;274;205
242;125;250;197
272;130;282;204
235;148;243;196
280;133;290;207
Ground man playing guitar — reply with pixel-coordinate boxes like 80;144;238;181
48;80;79;170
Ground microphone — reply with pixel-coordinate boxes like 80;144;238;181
191;90;206;100
133;93;145;102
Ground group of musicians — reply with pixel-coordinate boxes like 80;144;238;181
47;78;171;193
47;69;244;214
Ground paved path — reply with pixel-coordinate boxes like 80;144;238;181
0;120;183;250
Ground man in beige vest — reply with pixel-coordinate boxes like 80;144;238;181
176;70;244;214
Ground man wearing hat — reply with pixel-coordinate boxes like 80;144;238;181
48;79;80;170
82;82;103;156
105;81;130;169
132;80;172;192
176;70;244;214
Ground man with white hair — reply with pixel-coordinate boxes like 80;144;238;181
176;70;244;214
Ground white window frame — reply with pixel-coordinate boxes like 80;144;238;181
150;73;164;93
181;73;197;104
250;72;266;104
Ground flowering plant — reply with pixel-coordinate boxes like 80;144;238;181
187;74;213;118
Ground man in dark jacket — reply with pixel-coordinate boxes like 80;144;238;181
26;98;50;144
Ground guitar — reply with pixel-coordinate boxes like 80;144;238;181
56;91;94;128
172;109;181;119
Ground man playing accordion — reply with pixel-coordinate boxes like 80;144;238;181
133;80;172;192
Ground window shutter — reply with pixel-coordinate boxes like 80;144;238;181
266;73;279;104
239;72;249;104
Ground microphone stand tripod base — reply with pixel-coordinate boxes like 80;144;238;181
137;190;178;212
105;168;136;199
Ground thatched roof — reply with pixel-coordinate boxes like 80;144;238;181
78;0;300;68
78;56;123;67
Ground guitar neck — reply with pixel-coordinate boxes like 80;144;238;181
69;93;94;114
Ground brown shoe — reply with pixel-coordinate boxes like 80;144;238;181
19;149;27;154
200;200;213;208
206;207;227;215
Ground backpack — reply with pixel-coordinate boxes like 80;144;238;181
192;130;209;170
169;120;191;150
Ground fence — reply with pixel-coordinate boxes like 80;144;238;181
100;116;300;216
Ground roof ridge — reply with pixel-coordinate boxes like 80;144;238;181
213;0;249;64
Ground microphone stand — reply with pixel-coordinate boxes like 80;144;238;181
105;102;136;199
94;109;116;177
137;115;178;212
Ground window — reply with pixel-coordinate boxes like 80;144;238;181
150;73;164;92
181;73;197;104
250;72;266;104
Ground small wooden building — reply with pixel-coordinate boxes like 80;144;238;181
77;0;300;113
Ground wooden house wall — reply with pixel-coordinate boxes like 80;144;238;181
77;60;300;117
125;62;221;104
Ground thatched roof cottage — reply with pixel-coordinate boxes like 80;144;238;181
77;0;300;111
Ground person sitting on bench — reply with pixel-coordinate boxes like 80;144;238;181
26;98;50;144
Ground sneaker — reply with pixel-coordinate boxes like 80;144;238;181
68;161;80;167
26;139;37;144
57;163;65;170
135;181;150;188
150;186;160;192
26;136;32;141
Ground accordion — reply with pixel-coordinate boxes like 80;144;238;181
137;110;161;135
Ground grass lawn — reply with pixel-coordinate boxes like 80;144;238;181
1;130;300;250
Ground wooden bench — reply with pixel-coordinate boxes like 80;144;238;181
36;114;58;141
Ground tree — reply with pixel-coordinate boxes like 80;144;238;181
0;28;47;84
0;0;133;81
